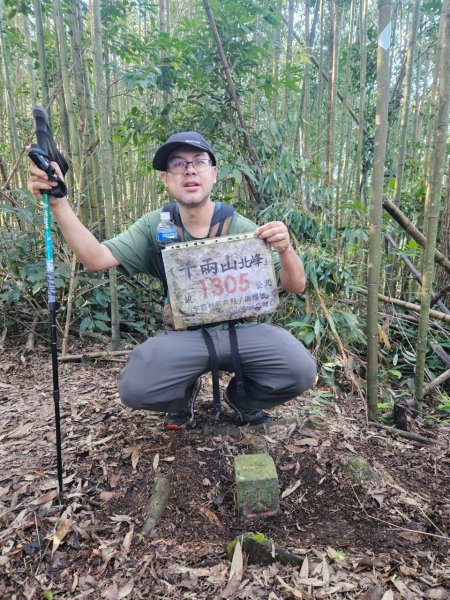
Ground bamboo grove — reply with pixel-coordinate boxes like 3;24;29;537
0;0;449;420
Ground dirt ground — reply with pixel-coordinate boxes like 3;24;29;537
1;338;449;599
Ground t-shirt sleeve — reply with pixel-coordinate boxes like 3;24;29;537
102;214;160;278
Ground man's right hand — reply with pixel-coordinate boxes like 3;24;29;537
27;146;67;207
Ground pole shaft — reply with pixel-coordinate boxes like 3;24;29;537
42;192;64;502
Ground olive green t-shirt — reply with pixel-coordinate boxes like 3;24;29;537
102;206;281;282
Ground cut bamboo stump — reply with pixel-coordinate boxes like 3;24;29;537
227;533;303;566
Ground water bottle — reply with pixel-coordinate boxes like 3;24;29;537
157;212;178;248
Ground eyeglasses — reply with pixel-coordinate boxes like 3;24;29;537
167;158;212;173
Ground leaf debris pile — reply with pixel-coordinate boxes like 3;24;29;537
1;341;449;599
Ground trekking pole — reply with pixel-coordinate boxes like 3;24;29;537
28;106;69;504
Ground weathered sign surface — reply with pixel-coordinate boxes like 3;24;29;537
162;233;279;330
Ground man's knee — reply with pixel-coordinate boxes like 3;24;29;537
119;370;146;409
295;355;317;394
288;350;317;397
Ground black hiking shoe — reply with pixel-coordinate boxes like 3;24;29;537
223;389;270;426
166;377;202;431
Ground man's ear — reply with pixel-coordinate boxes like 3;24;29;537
160;172;167;186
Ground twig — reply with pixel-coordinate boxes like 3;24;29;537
368;421;444;445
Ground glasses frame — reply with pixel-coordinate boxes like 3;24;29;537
166;158;213;174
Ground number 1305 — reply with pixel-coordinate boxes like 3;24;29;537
198;273;250;298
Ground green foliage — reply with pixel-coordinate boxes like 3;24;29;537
0;203;160;339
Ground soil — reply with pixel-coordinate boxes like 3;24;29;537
0;338;449;599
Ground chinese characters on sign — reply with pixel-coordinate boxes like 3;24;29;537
162;234;279;330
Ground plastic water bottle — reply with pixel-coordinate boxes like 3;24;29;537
157;212;178;247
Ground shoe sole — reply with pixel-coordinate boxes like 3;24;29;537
166;418;196;431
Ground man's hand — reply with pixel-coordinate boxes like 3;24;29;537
256;221;292;255
27;146;67;207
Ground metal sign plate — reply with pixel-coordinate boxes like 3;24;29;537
162;233;279;330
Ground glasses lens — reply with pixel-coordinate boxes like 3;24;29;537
167;159;211;173
167;159;185;173
193;159;211;171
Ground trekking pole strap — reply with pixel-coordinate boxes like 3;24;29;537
228;322;247;405
201;327;221;415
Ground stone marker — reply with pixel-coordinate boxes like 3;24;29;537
234;454;280;519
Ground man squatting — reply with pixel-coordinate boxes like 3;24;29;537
28;131;317;429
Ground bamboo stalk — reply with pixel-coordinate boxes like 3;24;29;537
202;0;263;205
276;8;368;132
367;0;392;421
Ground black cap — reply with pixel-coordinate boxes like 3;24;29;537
152;131;217;171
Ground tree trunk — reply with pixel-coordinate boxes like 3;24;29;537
33;0;50;110
90;0;121;350
316;0;324;158
22;14;37;106
436;158;450;304
367;0;392;421
283;0;294;115
392;0;420;207
0;2;24;188
415;0;450;402
272;0;283;118
202;0;263;205
422;3;446;186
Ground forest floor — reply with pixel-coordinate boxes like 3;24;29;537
0;338;449;600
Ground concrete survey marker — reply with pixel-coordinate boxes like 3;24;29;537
162;234;279;330
234;454;280;519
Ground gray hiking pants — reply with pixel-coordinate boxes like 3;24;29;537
119;323;317;413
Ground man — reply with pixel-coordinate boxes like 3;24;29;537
28;131;317;429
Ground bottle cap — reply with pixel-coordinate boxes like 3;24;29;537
160;212;171;220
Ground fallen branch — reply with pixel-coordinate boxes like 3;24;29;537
141;477;171;535
384;232;450;314
423;368;450;396
368;421;444;445
431;282;450;305
58;350;130;362
431;343;450;368
383;199;450;275
354;287;450;323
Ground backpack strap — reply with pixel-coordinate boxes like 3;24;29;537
163;202;235;240
208;203;234;237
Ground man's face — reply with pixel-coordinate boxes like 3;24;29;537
160;146;217;208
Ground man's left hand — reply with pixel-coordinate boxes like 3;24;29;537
256;221;291;255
